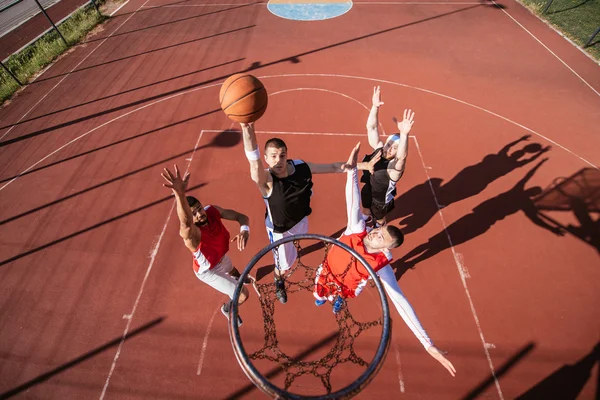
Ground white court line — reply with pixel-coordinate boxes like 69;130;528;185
197;307;219;376
260;74;600;169
412;135;504;399
111;0;133;16
511;1;599;66
0;0;151;142
99;130;205;400
3;74;596;195
394;342;406;393
492;0;600;97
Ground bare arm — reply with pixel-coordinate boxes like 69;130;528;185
161;165;201;249
388;110;415;182
213;205;251;250
343;143;366;234
240;122;271;197
366;86;384;150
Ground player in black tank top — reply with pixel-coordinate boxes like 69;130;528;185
265;160;313;233
240;122;354;304
359;86;416;226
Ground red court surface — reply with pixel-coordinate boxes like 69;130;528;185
0;0;599;398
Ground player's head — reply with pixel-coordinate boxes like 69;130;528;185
364;224;404;250
264;138;288;176
382;134;401;160
187;196;208;226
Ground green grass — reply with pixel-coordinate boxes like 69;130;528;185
0;2;107;104
519;0;600;61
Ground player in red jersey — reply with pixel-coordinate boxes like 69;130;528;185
162;165;251;326
313;144;456;377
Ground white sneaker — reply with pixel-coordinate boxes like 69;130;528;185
221;302;243;327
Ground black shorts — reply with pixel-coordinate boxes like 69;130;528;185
361;186;394;220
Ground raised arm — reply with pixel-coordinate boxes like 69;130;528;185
366;86;385;150
212;205;251;250
377;265;456;377
240;122;271;197
388;110;415;182
161;165;201;249
344;143;366;234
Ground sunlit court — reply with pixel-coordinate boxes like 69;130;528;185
0;0;598;398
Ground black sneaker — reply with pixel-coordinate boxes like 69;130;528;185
274;276;287;304
221;302;243;327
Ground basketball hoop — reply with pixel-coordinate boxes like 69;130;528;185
228;234;391;399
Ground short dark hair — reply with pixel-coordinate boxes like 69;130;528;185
186;196;201;208
264;138;287;152
385;225;404;248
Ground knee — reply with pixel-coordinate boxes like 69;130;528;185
238;287;249;304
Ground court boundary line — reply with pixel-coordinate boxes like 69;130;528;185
509;0;599;66
492;0;599;96
412;135;504;399
99;130;204;399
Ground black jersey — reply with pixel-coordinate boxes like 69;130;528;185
265;160;313;233
360;147;398;205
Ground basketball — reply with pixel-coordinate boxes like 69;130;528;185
219;74;268;123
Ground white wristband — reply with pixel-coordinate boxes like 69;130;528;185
240;225;250;233
245;149;260;161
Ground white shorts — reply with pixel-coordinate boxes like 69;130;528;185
265;216;309;272
194;255;238;299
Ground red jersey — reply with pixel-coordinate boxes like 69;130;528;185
192;206;230;274
316;229;391;299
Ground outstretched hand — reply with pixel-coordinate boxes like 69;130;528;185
366;149;382;174
372;86;384;108
392;109;415;135
231;231;249;251
427;346;456;377
341;142;361;171
161;164;190;195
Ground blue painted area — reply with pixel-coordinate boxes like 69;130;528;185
267;3;352;21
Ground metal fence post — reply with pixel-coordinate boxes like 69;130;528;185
32;0;69;46
584;26;600;48
542;0;553;13
0;61;23;86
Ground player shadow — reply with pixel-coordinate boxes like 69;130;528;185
254;227;346;281
389;135;550;235
0;182;207;267
0;317;165;399
515;342;600;400
393;158;556;278
0;129;238;227
532;168;600;255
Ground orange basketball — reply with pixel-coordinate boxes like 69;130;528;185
219;74;268;123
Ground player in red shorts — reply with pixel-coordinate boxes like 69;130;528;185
313;144;456;376
162;165;251;326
